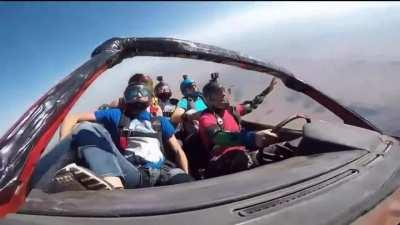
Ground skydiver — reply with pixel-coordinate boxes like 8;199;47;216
56;82;193;190
98;73;163;117
198;73;297;178
154;76;179;118
170;74;208;141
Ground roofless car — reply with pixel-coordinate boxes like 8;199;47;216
1;37;399;225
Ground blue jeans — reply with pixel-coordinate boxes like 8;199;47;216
72;122;148;188
72;122;190;188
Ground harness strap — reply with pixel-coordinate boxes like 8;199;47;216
118;113;166;158
120;130;160;138
185;94;206;111
211;106;241;130
187;97;196;111
150;115;165;156
230;106;241;127
203;107;244;159
118;113;131;130
118;113;132;150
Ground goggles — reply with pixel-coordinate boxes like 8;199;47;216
123;84;151;104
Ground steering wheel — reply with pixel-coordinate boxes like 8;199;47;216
271;113;311;134
257;113;311;163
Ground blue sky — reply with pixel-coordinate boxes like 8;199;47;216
1;2;400;136
0;2;257;134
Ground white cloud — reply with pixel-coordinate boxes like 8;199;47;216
176;2;390;45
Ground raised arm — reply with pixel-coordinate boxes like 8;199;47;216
60;112;96;140
241;77;278;115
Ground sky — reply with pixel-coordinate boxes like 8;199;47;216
0;2;250;134
1;2;400;137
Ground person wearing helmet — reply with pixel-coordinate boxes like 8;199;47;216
154;76;179;117
99;73;163;117
198;73;285;178
59;83;192;190
171;75;207;140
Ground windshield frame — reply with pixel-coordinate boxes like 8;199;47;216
0;37;380;216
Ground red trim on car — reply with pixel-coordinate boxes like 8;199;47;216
0;64;108;217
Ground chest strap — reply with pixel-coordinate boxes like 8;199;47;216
118;113;165;155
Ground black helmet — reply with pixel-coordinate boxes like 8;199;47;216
202;72;223;100
154;76;172;101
